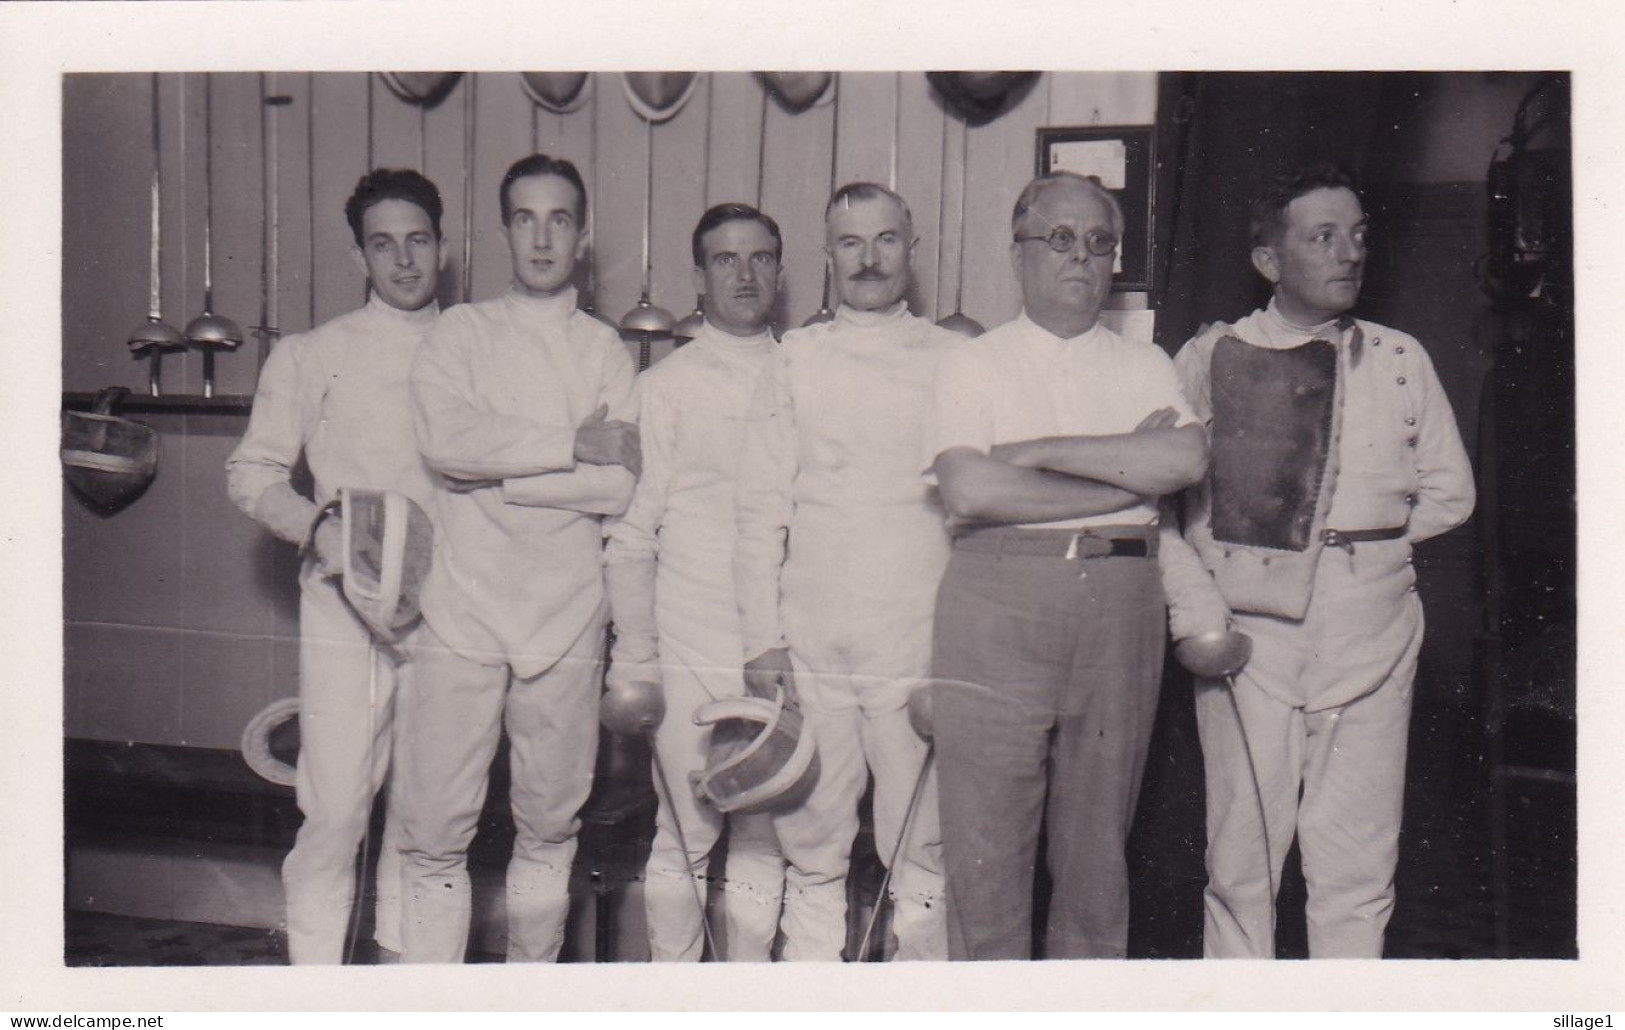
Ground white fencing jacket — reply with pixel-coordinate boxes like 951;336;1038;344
411;286;637;677
734;302;957;712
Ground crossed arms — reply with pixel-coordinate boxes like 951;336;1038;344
933;407;1209;526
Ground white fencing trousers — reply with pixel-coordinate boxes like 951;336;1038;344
638;525;786;961
394;611;604;963
282;572;412;964
643;662;785;962
772;660;945;962
1194;637;1417;959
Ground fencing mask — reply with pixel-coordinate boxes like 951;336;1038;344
690;688;819;815
306;488;433;643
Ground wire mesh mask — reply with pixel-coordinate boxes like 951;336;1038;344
309;488;433;642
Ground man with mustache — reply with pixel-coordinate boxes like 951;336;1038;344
735;182;956;960
925;171;1207;959
227;168;448;963
605;203;788;961
402;153;640;962
1165;165;1474;957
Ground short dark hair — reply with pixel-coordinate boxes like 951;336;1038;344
499;154;588;227
1249;164;1360;248
824;182;913;233
344;168;444;247
1010;172;1123;238
691;203;783;267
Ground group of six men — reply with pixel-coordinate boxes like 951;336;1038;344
226;147;1474;964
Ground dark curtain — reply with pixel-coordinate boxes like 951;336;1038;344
1151;72;1426;351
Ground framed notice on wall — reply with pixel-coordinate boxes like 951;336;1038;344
1036;125;1155;292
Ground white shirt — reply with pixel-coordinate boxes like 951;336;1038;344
926;311;1197;530
411;286;637;676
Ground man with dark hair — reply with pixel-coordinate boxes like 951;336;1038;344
1164;164;1474;957
926;171;1207;960
402;153;640;963
227;167;449;963
344;167;445;250
735;182;956;961
606;202;787;961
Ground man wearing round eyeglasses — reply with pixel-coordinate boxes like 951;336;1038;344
605;203;789;961
1162;165;1474;958
925;171;1208;959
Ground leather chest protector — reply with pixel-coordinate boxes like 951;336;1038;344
1186;327;1347;620
1209;335;1339;551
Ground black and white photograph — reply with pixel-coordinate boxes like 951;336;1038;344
5;0;1624;1016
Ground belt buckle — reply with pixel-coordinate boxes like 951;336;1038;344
1065;533;1111;567
1321;528;1354;553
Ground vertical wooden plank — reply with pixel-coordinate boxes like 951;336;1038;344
157;74;190;386
262;77;312;654
470;72;537;303
650;76;708;327
422;73;469;307
708;73;764;209
369;73;421;172
935;115;970;324
1049;71;1158;127
763;77;835;327
834;71;893;188
309;73;369;326
61;74;152;395
171;72;209;396
269;73;314;340
596;72;646;328
206;72;265;400
180;73;269;746
537;75;593;175
897;72;946;324
962;71;1049;329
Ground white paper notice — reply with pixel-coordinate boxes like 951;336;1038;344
1049;139;1128;189
1100;308;1156;348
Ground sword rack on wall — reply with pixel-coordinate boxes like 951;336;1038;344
62;391;254;415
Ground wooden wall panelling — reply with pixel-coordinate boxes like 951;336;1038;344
967;73;1053;329
647;76;707;366
1050;72;1158;129
896;72;946;325
205;72;266;401
61;410;189;631
707;73;765;212
595;74;645;333
179;83;278;749
469;72;533;304
935;114;969;323
421;74;470;306
308;74;369;329
266;73;313;655
269;73;315;342
834;73;894;191
61;75;152;396
762;79;835;329
157;75;191;388
368;74;421;175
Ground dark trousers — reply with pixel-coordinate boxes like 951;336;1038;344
932;528;1166;959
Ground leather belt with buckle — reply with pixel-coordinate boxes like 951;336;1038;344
1321;526;1407;553
952;528;1157;559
